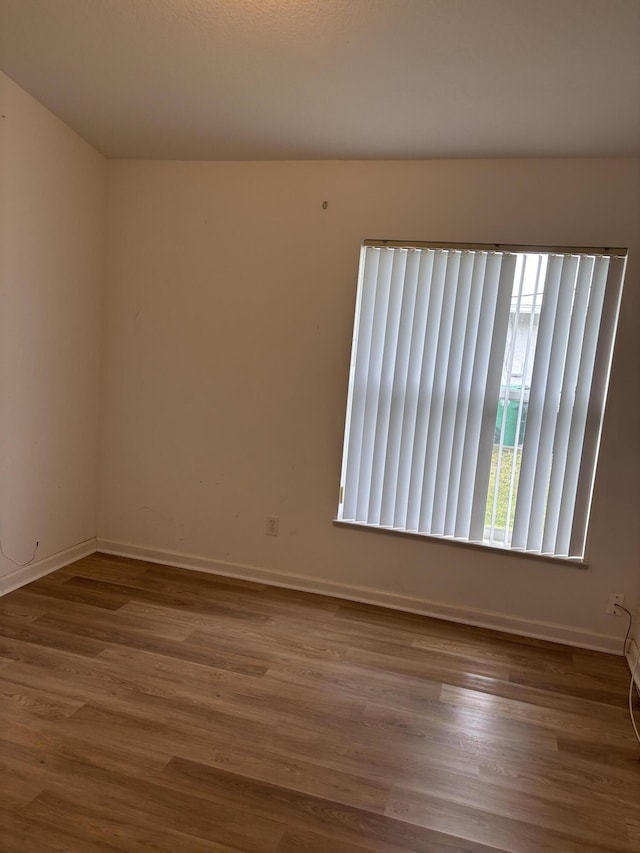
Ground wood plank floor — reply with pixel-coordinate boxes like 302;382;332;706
0;554;638;852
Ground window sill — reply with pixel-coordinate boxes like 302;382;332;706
332;519;589;569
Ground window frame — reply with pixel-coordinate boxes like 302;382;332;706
334;239;627;565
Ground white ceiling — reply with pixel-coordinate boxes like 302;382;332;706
1;0;639;161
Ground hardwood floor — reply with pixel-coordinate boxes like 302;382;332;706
0;554;638;852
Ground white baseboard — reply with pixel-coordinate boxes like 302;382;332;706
0;538;97;596
96;539;624;654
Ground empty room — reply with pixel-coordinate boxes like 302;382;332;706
1;1;640;850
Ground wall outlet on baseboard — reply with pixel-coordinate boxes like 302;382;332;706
606;592;624;615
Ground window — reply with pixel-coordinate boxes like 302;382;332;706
336;240;626;560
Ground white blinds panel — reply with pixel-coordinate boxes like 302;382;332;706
455;253;505;540
569;255;626;557
355;249;395;521
341;247;380;520
526;255;579;552
406;251;449;531
340;242;624;560
469;253;517;542
393;251;435;529
555;256;609;556
511;255;564;550
445;253;487;536
379;250;421;527
368;250;408;524
419;252;461;533
431;251;475;535
542;256;593;554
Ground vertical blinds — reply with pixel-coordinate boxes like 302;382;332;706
337;243;626;559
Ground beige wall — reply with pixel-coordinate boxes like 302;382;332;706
0;73;105;589
99;158;640;651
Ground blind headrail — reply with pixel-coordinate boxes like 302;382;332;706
363;239;628;258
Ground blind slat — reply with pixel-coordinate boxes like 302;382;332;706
431;251;475;535
379;250;421;527
341;247;380;520
393;251;435;529
368;250;408;524
554;256;610;555
569;255;626;557
445;253;487;536
406;251;449;531
526;255;579;552
419;252;461;533
455;253;505;539
511;255;564;550
355;249;395;520
542;256;593;554
469;253;517;541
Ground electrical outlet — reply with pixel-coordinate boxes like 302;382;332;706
606;592;624;615
266;516;279;537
